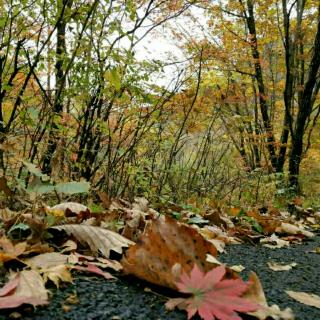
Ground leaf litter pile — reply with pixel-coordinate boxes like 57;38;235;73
0;196;320;320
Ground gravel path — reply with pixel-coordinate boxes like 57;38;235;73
1;235;319;320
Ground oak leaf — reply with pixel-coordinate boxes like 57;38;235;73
166;264;258;320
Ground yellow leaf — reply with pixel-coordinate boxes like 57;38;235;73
42;265;73;288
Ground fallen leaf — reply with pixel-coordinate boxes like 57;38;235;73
243;272;295;320
286;291;320;309
0;271;48;309
0;275;20;296
229;265;245;273
206;254;222;265
65;292;79;304
260;234;290;249
308;247;320;254
62;305;72;312
47;202;89;214
42;265;73;287
24;252;69;269
267;262;297;271
244;210;281;235
60;240;77;253
204;209;229;228
132;197;149;212
46;202;93;223
277;223;314;238
0;237;27;263
96;257;123;272
121;216;219;289
207;239;226;253
72;263;115;279
166;264;258;320
52;224;134;258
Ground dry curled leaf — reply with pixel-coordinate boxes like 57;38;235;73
166;264;258;320
52;224;134;258
121;216;219;289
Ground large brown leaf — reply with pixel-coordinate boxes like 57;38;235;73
52;224;134;258
121;216;218;289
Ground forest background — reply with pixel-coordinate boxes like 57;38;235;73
0;0;320;210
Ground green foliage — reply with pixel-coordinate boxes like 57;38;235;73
55;181;90;194
22;160;90;196
22;161;50;181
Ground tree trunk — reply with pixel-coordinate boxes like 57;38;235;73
245;0;278;170
288;14;320;191
42;0;72;174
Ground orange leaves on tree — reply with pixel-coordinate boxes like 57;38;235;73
166;264;259;320
121;215;218;289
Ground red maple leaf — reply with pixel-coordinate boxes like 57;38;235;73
166;264;259;320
